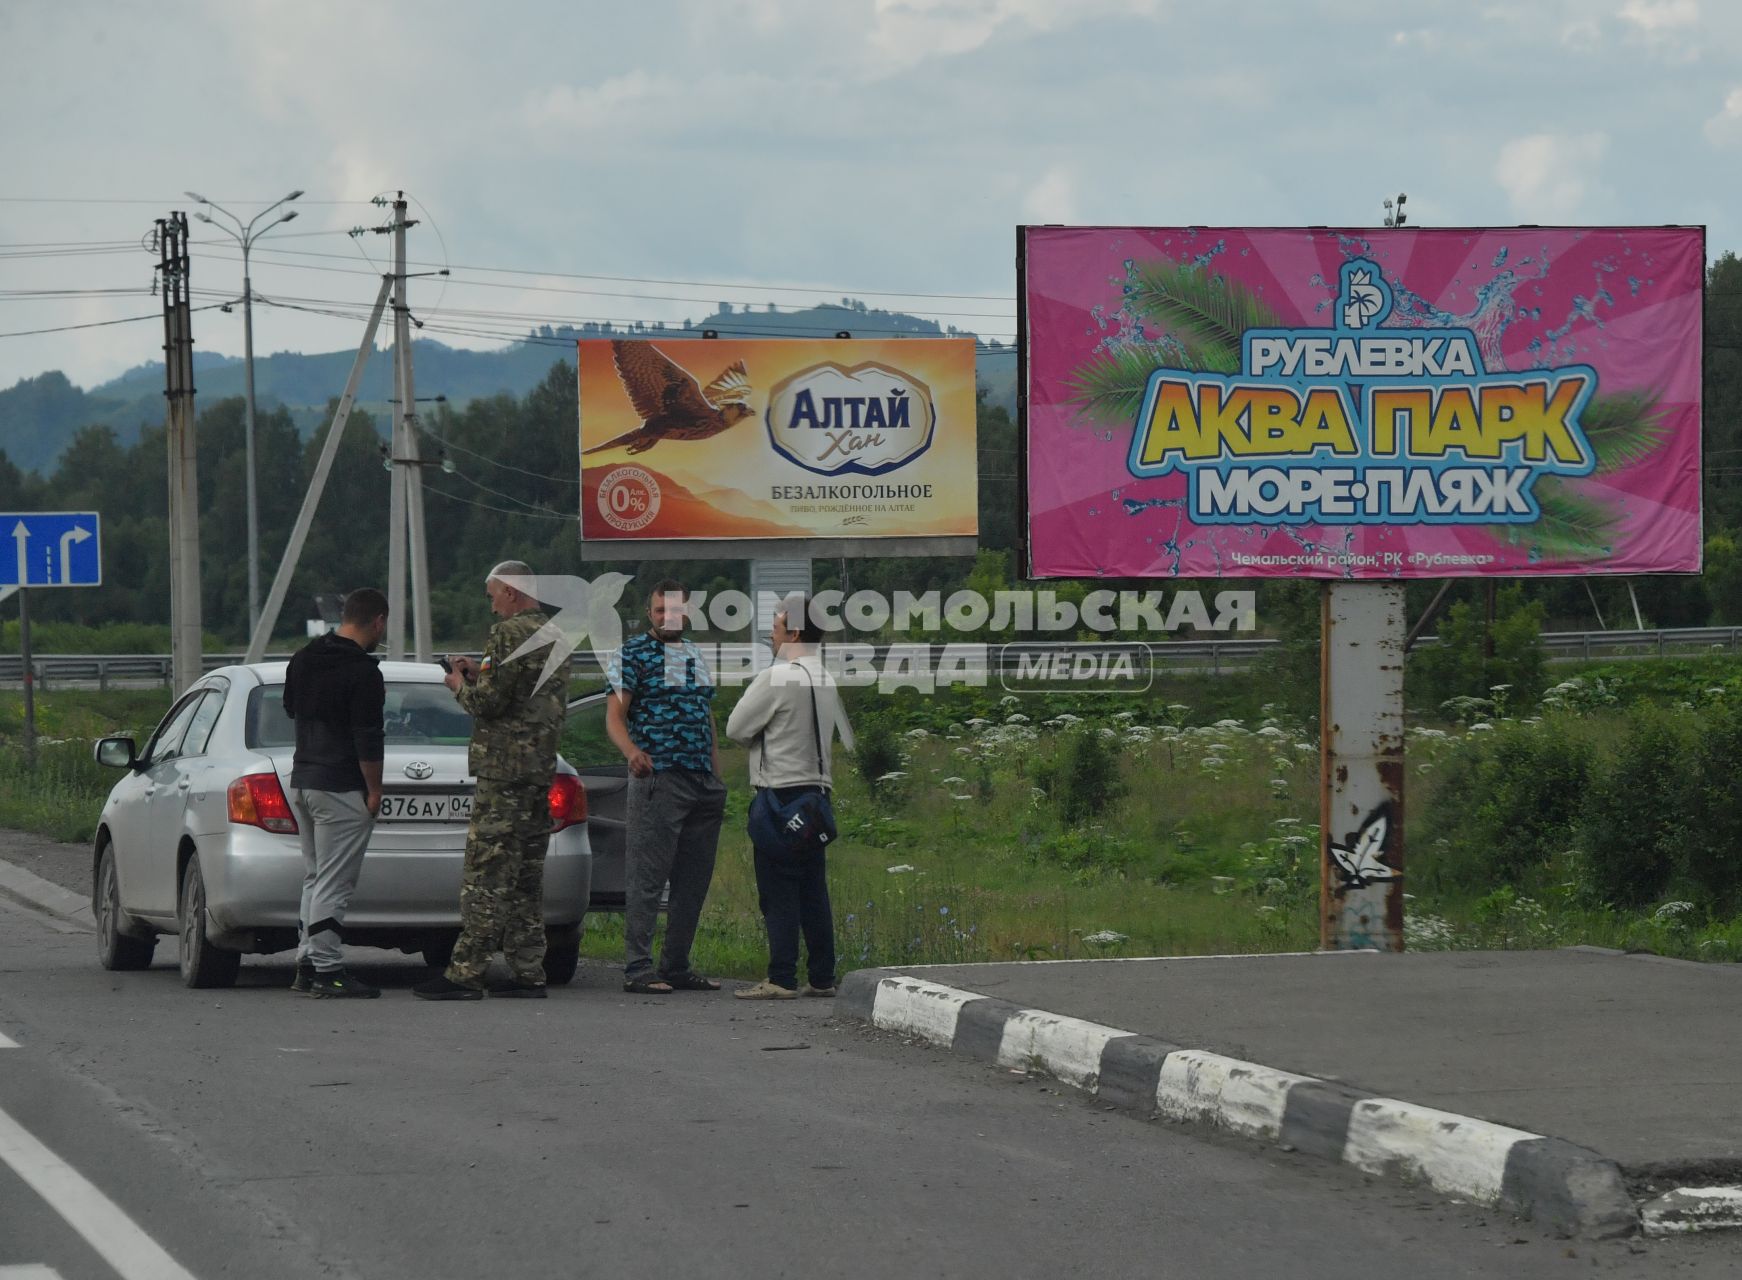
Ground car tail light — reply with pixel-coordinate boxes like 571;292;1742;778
228;772;298;834
548;774;587;831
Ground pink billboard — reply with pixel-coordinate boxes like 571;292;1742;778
1021;226;1704;579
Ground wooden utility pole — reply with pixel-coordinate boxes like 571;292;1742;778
158;213;202;695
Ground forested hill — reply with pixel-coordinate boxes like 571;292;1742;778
0;300;1018;476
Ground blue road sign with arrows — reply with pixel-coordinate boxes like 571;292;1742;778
1;512;102;588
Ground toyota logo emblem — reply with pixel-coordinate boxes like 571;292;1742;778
404;761;435;780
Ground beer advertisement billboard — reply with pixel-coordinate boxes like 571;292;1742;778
579;337;978;549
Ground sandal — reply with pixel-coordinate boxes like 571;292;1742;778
662;972;721;991
623;976;673;994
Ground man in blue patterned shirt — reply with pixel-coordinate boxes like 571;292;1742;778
606;579;726;994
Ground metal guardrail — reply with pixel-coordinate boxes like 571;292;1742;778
0;627;1738;688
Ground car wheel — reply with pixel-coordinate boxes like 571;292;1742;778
178;855;240;989
421;934;457;971
543;933;581;986
95;844;156;971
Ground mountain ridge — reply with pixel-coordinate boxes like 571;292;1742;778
0;301;1017;476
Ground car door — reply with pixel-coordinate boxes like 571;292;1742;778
119;690;209;920
565;691;628;909
171;679;229;837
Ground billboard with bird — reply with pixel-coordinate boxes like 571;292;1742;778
579;337;978;545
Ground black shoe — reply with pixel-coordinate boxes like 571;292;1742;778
290;960;316;994
308;969;381;999
488;980;548;999
413;975;484;1001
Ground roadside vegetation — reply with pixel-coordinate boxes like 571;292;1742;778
6;655;1742;976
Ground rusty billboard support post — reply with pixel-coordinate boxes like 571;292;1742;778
1320;581;1406;951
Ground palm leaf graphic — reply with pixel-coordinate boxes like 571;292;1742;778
1125;259;1281;373
1065;343;1204;426
1501;478;1620;559
1579;389;1669;474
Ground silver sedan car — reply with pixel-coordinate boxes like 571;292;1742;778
90;661;593;989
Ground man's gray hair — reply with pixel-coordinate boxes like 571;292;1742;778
487;560;533;586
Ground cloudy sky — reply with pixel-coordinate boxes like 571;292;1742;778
2;0;1738;390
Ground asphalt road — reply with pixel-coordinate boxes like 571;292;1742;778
0;893;1738;1278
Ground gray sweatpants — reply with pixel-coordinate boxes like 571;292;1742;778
290;788;374;972
624;768;726;982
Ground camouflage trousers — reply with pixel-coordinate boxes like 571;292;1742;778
446;779;551;987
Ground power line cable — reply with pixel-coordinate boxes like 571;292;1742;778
423;484;574;521
0;303;227;340
211;241;1013;301
204;244;1018;321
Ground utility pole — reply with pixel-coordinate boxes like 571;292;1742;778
187;190;303;638
158;213;202;695
380;195;434;661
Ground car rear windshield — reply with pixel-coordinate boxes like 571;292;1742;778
247;683;474;748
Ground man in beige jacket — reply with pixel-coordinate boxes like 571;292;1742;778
724;594;853;999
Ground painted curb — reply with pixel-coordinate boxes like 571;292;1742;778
0;858;94;931
839;969;1639;1239
1641;1187;1742;1236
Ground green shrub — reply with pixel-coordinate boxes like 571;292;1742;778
1417;714;1593;892
1409;585;1546;710
1577;703;1698;908
1042;725;1126;826
1686;700;1742;911
852;712;905;798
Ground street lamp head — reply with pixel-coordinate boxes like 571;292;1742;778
285;189;305;202
279;210;299;224
185;190;209;204
193;211;214;224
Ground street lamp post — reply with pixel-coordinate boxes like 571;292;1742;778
186;188;304;637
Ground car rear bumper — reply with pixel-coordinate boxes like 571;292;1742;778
200;823;591;934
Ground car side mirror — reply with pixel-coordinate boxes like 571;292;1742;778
94;736;138;770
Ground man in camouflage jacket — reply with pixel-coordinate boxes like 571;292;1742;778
414;561;565;1000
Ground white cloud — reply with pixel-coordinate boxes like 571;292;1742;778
1021;167;1077;223
1560;19;1602;51
1706;87;1742;145
524;72;667;132
1618;0;1699;32
866;0;1160;72
1493;132;1610;220
1617;0;1702;61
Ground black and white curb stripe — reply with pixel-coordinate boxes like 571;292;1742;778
840;971;1638;1238
1641;1187;1742;1236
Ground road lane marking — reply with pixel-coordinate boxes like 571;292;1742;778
0;1031;18;1049
0;1106;196;1280
0;1266;65;1278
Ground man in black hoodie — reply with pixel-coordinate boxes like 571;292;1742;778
283;588;388;998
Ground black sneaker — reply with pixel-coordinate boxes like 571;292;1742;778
413;975;484;1001
290;960;316;994
488;980;548;999
308;969;381;999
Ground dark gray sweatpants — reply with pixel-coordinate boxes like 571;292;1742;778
624;768;726;982
289;787;374;972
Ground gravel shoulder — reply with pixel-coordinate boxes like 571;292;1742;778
0;827;89;898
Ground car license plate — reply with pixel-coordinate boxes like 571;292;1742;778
378;792;473;822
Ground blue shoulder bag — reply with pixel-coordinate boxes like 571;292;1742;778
746;666;837;855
